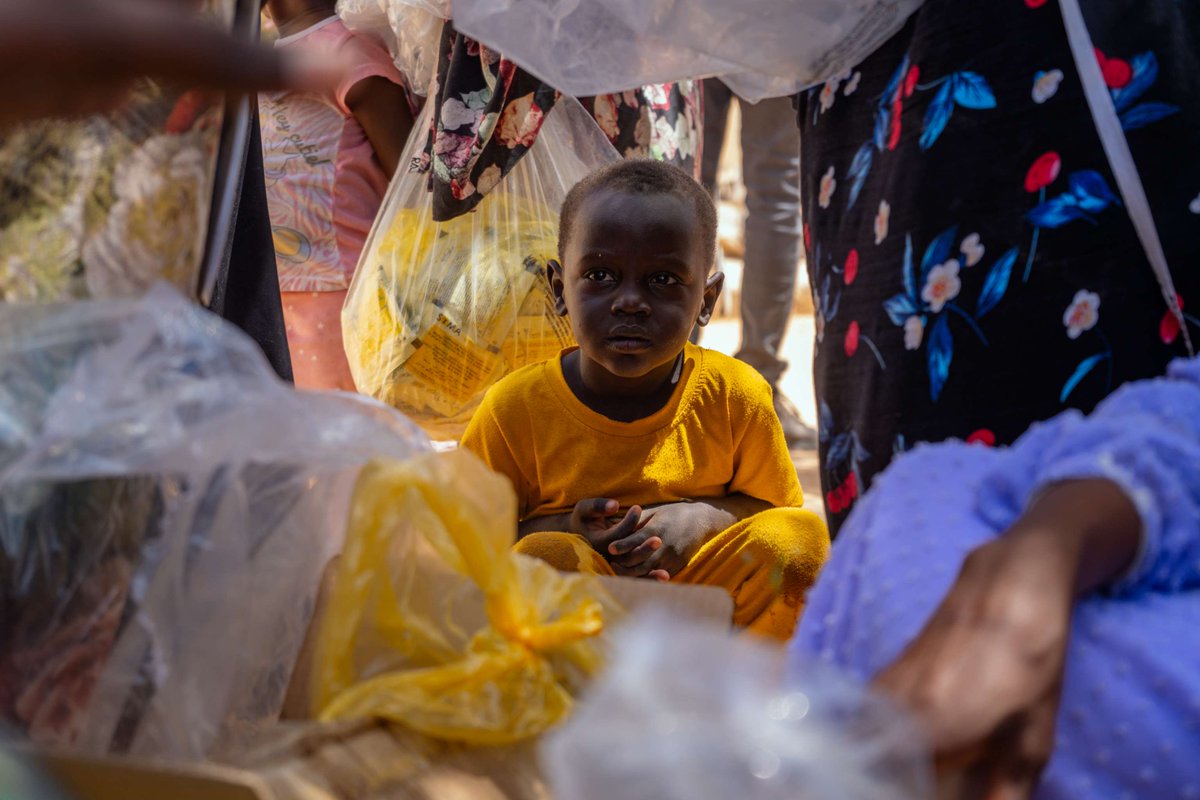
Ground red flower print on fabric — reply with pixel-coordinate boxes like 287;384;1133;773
1094;48;1132;89
1024;151;1062;192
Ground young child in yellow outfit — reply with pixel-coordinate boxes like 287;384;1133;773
461;159;829;640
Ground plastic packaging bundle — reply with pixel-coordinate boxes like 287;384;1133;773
342;98;619;439
310;448;618;744
544;614;932;800
0;285;429;759
452;0;924;102
337;0;445;96
0;0;234;302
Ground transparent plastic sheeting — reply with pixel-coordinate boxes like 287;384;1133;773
452;0;925;102
545;614;933;800
0;285;429;759
342;98;620;440
337;0;447;96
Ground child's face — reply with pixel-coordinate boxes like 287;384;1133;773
552;189;722;387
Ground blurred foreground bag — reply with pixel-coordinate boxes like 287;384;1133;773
0;285;428;759
544;614;933;800
309;449;618;745
342;98;619;440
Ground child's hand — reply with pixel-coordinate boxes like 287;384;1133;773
608;502;717;581
569;498;652;556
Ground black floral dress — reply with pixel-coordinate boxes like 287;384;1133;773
798;0;1200;533
421;25;700;221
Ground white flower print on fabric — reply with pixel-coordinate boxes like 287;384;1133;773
819;166;837;209
921;259;962;313
1032;69;1064;104
441;97;479;131
1063;290;1101;339
960;232;985;267
874;199;891;244
819;77;841;113
904;316;925;350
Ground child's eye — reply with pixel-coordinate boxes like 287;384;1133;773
585;269;616;282
649;273;681;286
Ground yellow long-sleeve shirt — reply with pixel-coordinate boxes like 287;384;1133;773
461;342;803;521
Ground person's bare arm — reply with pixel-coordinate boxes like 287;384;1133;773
874;478;1140;799
345;76;415;179
0;0;336;129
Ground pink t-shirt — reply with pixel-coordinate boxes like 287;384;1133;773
260;17;407;292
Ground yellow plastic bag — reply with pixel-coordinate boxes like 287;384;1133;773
342;97;619;440
310;449;617;745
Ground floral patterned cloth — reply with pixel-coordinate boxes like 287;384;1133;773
422;25;701;221
798;0;1200;533
579;82;702;177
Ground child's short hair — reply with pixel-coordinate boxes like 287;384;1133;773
558;159;717;267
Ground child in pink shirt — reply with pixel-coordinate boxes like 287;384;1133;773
261;0;417;390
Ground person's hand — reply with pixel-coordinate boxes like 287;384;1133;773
0;0;338;128
873;479;1141;800
608;501;722;581
568;497;648;555
874;531;1073;799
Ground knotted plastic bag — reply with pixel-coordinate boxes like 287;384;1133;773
342;97;619;440
452;0;924;102
0;285;429;759
310;448;617;744
544;614;932;800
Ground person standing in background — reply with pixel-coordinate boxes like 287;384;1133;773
261;0;417;391
797;0;1199;533
700;79;815;448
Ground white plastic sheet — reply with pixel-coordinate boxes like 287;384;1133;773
0;285;429;759
452;0;925;101
544;614;932;800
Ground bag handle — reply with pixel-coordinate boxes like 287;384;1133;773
1059;0;1193;356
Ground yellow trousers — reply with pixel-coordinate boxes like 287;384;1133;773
514;508;829;641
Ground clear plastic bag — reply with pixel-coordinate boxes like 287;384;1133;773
342;97;619;440
0;285;429;759
310;448;618;745
544;614;932;800
452;0;924;101
0;0;235;302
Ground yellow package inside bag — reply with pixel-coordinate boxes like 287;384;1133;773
310;449;617;745
343;192;574;440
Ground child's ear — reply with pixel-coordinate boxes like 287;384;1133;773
548;259;569;316
696;271;724;327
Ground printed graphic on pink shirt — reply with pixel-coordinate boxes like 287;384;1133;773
260;90;346;291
